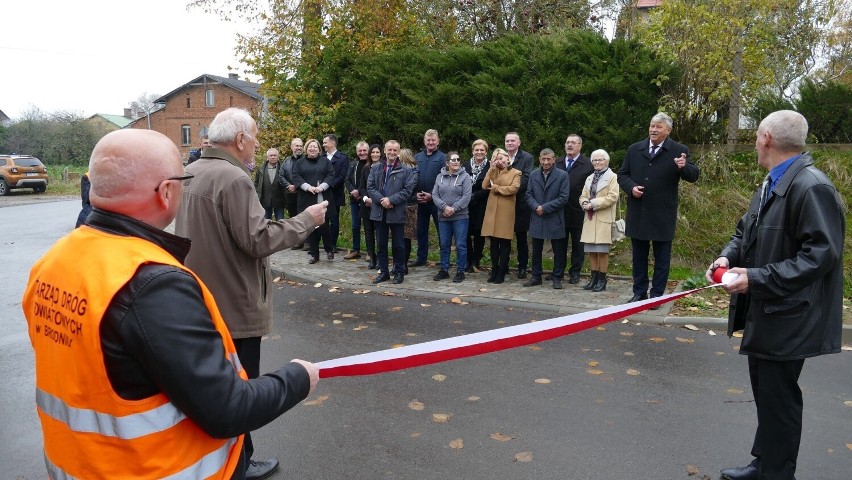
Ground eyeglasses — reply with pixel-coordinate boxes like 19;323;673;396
154;173;194;192
448;157;460;162
591;159;606;163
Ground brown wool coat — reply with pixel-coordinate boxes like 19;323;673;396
481;167;521;240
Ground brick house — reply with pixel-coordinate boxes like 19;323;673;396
129;73;264;160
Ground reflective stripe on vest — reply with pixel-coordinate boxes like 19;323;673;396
45;437;238;480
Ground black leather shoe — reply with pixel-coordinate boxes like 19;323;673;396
453;271;465;283
392;273;405;284
552;279;563;289
567;273;580;284
409;260;427;267
367;261;377;270
373;272;390;284
433;270;450;281
544;273;552;281
517;268;527;279
720;460;759;480
627;293;648;303
246;458;280;480
308;255;319;264
523;276;542;287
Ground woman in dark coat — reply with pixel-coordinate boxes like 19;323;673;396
358;144;383;269
292;138;336;263
463;138;489;272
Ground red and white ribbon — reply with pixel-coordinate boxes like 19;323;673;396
318;285;719;378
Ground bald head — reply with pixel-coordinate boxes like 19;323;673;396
89;129;184;228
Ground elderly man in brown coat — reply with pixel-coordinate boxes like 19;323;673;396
175;107;326;480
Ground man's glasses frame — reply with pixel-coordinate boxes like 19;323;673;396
154;174;195;192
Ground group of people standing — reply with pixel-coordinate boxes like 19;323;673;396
254;113;699;300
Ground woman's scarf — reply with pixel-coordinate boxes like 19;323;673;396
469;157;487;180
587;168;609;220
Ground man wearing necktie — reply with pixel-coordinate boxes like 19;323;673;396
617;112;699;305
706;110;845;480
555;134;593;284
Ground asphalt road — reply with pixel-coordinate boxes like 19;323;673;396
2;199;850;479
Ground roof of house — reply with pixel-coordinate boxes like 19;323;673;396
636;0;663;7
88;113;134;129
0;109;10;123
155;74;263;103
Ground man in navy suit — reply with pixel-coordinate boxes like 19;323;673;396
555;134;594;284
323;134;349;254
617;113;699;305
505;131;535;279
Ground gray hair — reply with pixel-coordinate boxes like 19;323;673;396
540;148;556;157
207;108;256;145
590;149;610;163
759;110;808;151
650;112;673;128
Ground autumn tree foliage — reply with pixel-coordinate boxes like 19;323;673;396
634;0;836;145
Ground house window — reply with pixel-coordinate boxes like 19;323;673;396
186;97;191;108
181;125;191;146
229;96;234;107
205;89;215;106
200;126;208;139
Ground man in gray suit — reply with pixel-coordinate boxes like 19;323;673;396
523;148;570;289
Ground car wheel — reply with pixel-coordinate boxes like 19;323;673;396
34;185;46;193
0;179;8;196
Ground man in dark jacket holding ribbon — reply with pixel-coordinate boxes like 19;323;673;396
707;110;845;480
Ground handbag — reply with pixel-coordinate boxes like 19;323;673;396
611;190;626;242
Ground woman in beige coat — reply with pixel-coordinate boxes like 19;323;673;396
579;149;620;292
481;148;521;284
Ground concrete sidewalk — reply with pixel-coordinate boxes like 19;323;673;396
268;247;728;329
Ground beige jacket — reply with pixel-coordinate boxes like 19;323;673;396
579;168;619;245
175;147;317;338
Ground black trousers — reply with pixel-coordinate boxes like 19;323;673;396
564;226;584;276
748;355;805;479
490;237;511;273
531;237;566;280
513;231;529;270
630;238;672;297
233;336;262;462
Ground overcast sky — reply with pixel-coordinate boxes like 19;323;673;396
1;0;253;120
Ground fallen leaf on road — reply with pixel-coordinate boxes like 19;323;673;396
432;413;452;423
432;374;447;382
648;337;666;343
332;320;343;325
467;396;480;401
683;324;699;331
303;395;329;406
490;432;514;442
708;330;717;336
732;331;743;338
686;465;700;476
620;331;634;337
587;369;603;375
596;327;607;331
264;334;281;340
449;438;464;450
621;319;630;324
421;303;431;307
676;337;695;344
288;300;296;304
408;400;425;411
626;369;640;376
341;313;355;318
392;343;405;348
588;361;599;367
450;297;463;304
390;306;403;311
352;325;367;331
406;332;417;337
514;452;533;462
527;345;542;351
313;282;322;288
534;378;551;384
846;443;852;451
272;276;282;283
479;288;488;292
843;400;852;407
624;352;635;356
328;287;341;293
381;291;398;296
332;312;340;316
410;432;422;438
352;289;371;294
727;388;744;394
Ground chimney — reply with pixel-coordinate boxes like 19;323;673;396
124;108;132;118
228;73;239;80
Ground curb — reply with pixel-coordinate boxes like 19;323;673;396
272;265;852;344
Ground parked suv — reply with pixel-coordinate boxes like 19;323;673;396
0;155;49;195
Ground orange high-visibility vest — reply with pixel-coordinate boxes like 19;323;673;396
22;225;246;479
